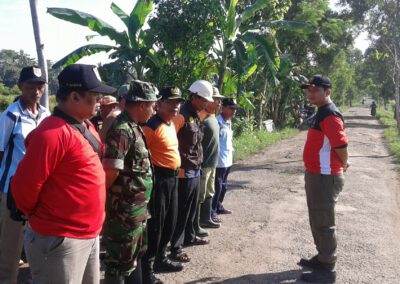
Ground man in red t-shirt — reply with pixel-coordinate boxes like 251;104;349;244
11;64;116;283
298;75;349;284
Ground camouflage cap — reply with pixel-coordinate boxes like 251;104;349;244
124;80;159;102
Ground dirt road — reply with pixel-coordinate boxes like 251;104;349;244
160;105;400;284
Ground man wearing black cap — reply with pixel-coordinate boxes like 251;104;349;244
102;80;158;284
0;65;50;283
298;75;349;283
11;64;115;283
141;87;185;283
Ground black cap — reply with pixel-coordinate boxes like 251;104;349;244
300;75;331;89
159;86;184;101
19;66;46;84
222;97;237;108
57;64;116;94
123;80;159;102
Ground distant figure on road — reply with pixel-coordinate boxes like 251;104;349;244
298;75;349;283
370;101;377;117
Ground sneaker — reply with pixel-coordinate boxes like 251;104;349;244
298;255;335;271
300;269;336;283
154;258;184;273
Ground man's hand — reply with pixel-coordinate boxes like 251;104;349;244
333;147;349;172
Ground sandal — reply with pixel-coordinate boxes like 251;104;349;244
212;215;223;223
184;237;210;247
169;251;191;263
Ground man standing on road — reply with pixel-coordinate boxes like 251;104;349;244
169;80;213;263
212;98;237;223
11;64;115;283
0;66;50;284
197;87;224;230
102;80;158;284
141;86;185;283
298;75;349;283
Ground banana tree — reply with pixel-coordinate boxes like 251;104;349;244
48;0;153;81
215;0;272;92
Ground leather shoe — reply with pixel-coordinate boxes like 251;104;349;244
153;258;183;273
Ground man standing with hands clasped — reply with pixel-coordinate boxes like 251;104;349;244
298;75;349;284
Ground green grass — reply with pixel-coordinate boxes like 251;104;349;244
376;108;400;160
233;128;299;161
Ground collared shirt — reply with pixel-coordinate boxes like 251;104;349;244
0;98;50;193
217;114;233;168
303;102;348;175
142;114;181;170
172;102;203;175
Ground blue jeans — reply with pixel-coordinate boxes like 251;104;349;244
212;167;231;217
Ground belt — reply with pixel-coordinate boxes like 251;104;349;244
153;166;180;177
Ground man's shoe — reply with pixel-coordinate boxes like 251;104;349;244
298;255;335;271
217;208;232;214
154;258;184;273
200;220;220;228
196;226;209;237
300;269;336;283
142;272;163;284
184;236;210;247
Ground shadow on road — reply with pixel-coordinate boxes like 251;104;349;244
185;269;306;284
344;115;377;120
345;122;386;129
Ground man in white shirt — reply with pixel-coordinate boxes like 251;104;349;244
0;66;50;284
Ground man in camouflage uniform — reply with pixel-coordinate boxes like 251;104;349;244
102;80;159;284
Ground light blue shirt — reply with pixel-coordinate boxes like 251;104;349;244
0;98;50;193
217;114;233;168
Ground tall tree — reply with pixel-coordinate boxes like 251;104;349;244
48;0;154;82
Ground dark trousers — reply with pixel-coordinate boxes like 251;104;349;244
142;172;178;267
170;176;200;253
304;170;344;264
212;167;231;215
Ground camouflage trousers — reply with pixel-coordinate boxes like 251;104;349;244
103;214;148;276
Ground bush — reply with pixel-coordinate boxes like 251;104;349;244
377;106;400;161
233;128;299;161
0;95;18;113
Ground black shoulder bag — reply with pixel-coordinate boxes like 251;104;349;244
7;108;103;223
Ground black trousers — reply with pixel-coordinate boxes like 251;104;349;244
170;176;200;253
142;171;179;267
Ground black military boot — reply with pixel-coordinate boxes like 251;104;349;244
194;204;209;237
298;255;335;271
142;259;163;284
104;274;125;284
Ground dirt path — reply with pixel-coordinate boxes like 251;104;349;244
160;105;400;284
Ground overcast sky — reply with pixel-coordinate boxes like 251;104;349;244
0;0;369;65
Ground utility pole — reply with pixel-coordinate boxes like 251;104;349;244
29;0;49;108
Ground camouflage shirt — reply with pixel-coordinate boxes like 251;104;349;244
103;110;153;223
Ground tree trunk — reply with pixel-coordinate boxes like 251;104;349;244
29;0;48;108
217;41;228;94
